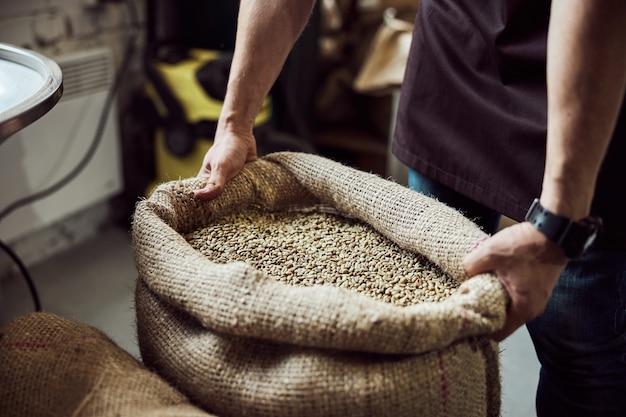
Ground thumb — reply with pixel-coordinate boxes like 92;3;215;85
194;167;229;200
462;237;493;277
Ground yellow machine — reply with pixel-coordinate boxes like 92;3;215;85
144;48;272;194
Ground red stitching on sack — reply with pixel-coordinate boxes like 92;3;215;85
0;334;105;352
0;341;50;350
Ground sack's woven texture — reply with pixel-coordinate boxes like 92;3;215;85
132;151;508;417
0;312;215;417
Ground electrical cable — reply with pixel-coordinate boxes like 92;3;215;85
0;0;140;313
0;240;41;312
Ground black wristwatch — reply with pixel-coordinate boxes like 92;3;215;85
524;198;603;258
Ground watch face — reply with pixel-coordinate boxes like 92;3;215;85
525;199;603;258
580;217;603;256
583;232;598;253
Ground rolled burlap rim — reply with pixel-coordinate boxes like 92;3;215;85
132;151;508;355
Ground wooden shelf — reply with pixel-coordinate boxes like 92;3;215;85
315;126;388;176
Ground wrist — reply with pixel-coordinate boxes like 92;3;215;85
539;178;594;220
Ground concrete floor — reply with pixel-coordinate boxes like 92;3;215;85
0;224;540;416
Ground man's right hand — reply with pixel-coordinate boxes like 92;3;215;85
193;0;316;201
193;128;257;201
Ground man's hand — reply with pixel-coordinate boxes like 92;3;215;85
462;222;567;341
193;128;257;200
191;0;316;201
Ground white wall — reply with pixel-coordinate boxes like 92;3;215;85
0;0;146;277
0;0;145;61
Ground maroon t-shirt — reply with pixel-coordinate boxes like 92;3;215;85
393;0;626;249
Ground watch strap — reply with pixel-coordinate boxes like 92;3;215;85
525;198;602;258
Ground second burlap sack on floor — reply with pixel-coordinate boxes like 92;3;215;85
0;313;215;417
132;151;508;417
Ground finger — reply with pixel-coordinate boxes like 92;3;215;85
490;290;535;342
490;293;520;342
462;238;494;276
491;323;516;342
193;181;224;201
194;167;229;200
490;310;526;342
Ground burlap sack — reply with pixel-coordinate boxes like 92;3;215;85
132;152;508;417
353;7;415;94
0;313;214;417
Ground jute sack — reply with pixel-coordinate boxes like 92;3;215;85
353;7;415;94
132;151;508;417
0;313;215;417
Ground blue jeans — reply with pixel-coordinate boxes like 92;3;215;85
408;169;626;416
408;169;501;234
527;250;626;416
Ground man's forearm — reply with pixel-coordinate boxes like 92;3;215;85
541;0;626;219
219;0;316;135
